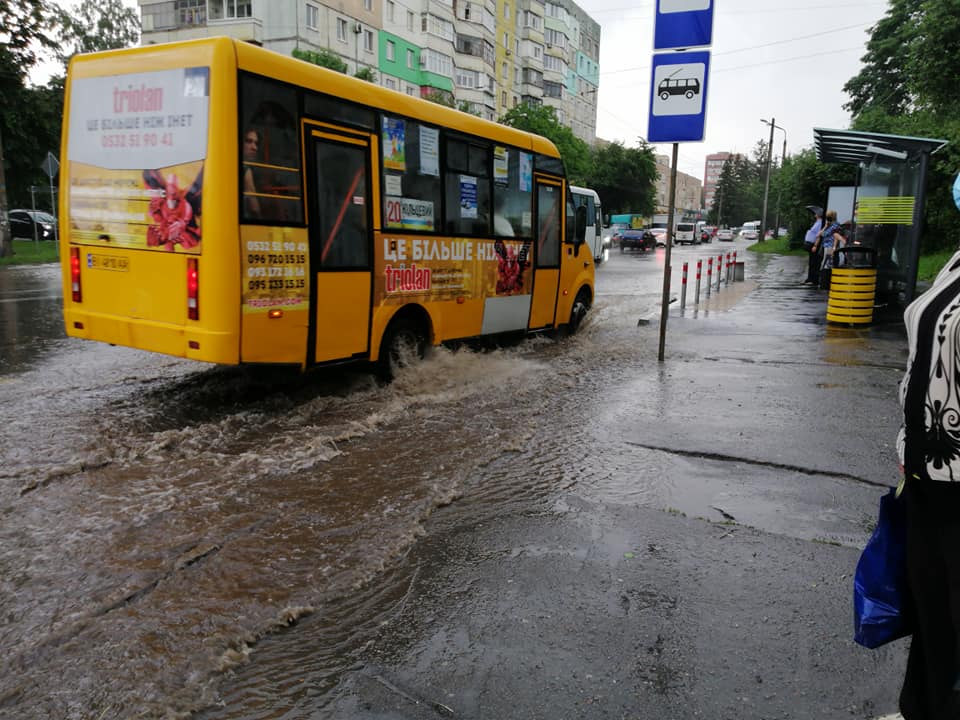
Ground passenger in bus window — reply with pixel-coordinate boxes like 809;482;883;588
243;128;261;218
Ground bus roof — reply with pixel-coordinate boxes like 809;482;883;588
568;185;600;200
66;37;563;162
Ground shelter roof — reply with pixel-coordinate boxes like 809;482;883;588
813;127;947;165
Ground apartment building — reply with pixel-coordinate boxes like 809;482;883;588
136;0;598;141
653;154;702;218
703;151;733;210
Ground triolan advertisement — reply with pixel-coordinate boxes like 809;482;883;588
67;67;211;253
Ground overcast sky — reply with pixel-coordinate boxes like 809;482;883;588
47;0;891;181
583;0;891;178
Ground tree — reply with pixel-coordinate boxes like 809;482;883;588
0;0;58;257
585;141;657;216
293;48;347;74
499;102;590;184
354;66;376;83
52;0;140;69
842;0;920;118
423;89;455;108
843;0;960;252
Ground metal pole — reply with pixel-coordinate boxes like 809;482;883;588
681;261;688;310
773;133;787;241
658;143;679;362
706;256;712;297
30;186;39;245
760;117;775;243
695;259;702;305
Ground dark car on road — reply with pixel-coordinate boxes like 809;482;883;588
8;209;58;241
619;228;656;252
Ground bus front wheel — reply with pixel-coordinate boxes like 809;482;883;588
378;318;427;381
567;289;591;336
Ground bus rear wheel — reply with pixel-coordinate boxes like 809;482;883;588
377;318;427;381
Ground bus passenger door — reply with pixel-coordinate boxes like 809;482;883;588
305;127;373;365
529;178;562;329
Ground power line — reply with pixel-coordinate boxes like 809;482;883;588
600;21;872;77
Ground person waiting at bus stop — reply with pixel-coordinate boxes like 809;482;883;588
803;206;823;284
812;209;845;289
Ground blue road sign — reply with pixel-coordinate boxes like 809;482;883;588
647;50;710;143
654;0;714;50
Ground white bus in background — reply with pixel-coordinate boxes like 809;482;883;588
570;186;606;264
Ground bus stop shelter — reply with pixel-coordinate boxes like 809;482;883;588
813;128;947;306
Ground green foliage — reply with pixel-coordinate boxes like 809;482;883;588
844;0;960;253
708;153;762;228
499;102;590;183
768;149;856;246
0;239;60;266
423;89;456;108
293;47;347;73
0;0;54;84
52;0;141;72
354;66;376;83
585;141;657;216
917;248;956;282
3;84;64;211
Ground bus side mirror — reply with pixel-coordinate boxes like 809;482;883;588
603;213;610;227
575;206;587;244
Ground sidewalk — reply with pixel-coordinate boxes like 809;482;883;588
324;251;910;719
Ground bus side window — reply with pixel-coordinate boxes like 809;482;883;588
493;147;532;238
444;137;491;236
380;117;442;234
240;74;303;224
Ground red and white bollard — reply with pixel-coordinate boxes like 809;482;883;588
681;262;688;310
716;254;723;291
732;251;738;281
706;257;713;297
695;259;702;305
725;253;732;284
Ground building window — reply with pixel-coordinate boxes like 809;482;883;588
175;0;206;26
209;0;251;20
407;48;415;69
501;90;507;106
364;0;372;10
387;0;395;21
385;77;396;90
386;40;395;61
337;18;348;41
504;2;510;18
364;29;374;51
306;3;319;29
407;10;414;30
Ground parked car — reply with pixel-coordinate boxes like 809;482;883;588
8;209;58;241
717;227;734;241
649;227;668;247
740;222;760;241
604;222;629;248
619;228;656;252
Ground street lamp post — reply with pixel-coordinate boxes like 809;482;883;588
762;120;787;239
759;117;779;242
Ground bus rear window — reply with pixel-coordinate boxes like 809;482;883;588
240;73;303;224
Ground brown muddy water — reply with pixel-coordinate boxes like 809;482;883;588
0;250;898;719
0;260;673;718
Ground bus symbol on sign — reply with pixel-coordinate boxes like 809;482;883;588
658;78;700;100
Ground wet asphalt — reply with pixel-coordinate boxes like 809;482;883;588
320;252;912;720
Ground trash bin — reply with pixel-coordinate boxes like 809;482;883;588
827;246;877;325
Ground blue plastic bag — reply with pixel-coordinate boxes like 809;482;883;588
854;487;913;649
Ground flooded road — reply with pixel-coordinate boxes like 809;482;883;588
0;244;907;718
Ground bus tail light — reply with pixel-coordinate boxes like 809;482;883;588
70;247;82;302
187;258;199;320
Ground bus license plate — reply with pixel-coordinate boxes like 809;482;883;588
87;253;129;272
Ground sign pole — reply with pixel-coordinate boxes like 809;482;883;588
658;142;679;362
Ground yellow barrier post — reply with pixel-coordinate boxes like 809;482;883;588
827;246;877;325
